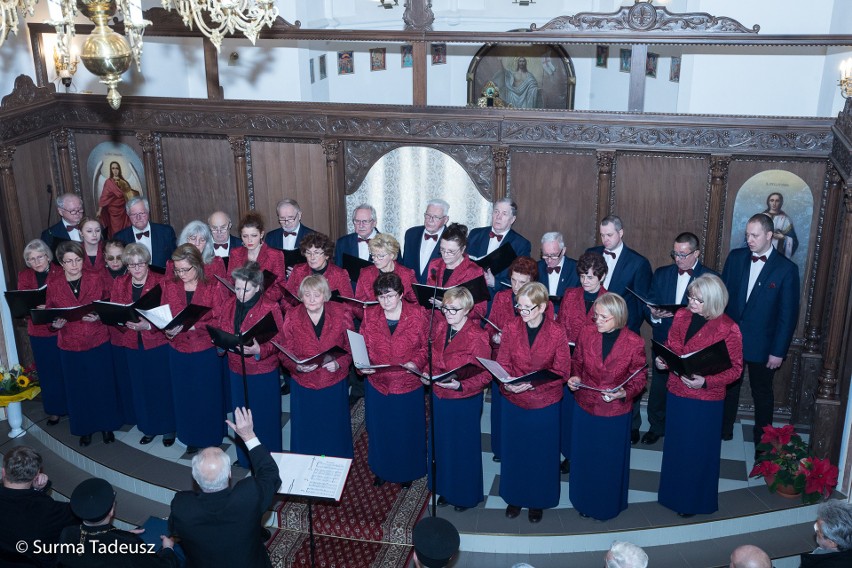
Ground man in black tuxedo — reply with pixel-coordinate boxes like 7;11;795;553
537;231;579;313
721;213;799;445
0;445;78;567
586;215;652;444
264;199;315;252
467;198;531;296
640;232;718;445
169;407;281;568
208;211;242;269
114;197;177;268
334;203;380;290
41;193;84;248
401;199;449;284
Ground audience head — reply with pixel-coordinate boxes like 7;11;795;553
2;446;42;487
508;256;538;294
171;243;206;283
180;220;215;264
599;215;624;251
70;478;115;525
746;213;775;256
540;231;566;268
23;239;53;272
815;499;852;552
125;197;151;231
192;448;232;493
729;544;771;568
412;517;460;568
605;541;648;568
276;199;303;232
208;211;233;244
238;211;266;250
56;193;84;226
687;274;728;320
491;197;517;233
593;292;628;332
424;199;450;234
352;204;377;238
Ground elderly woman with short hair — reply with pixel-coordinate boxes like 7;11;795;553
656;274;743;517
174;220;226;281
280;275;355;459
355;233;417;304
18;239;66;426
284;232;351;308
110;243;176;447
568;292;646;521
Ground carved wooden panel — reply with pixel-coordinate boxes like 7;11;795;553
159;136;235;233
508;149;598;260
612;152;710;271
11;138;59;243
250;140;330;236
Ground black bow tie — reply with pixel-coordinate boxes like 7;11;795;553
283;231;297;238
489;231;504;242
214;243;228;250
547;266;561;274
424;233;438;241
604;250;616;259
358;236;371;243
136;231;150;240
752;255;767;263
678;268;693;276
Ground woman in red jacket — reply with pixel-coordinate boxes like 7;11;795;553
496;282;572;524
18;239;66;426
110;243;175;446
486;255;537;463
46;241;121;447
213;261;286;467
163;244;224;454
284;232;351;308
656;274;743;516
280;274;355;459
427;287;492;511
568;292;647;521
228;212;286;303
355;233;417;304
555;251;608;475
426;223;486;321
359;272;427;487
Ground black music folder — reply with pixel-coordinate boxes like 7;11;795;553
206;311;279;352
5;286;47;318
341;254;373;282
92;285;162;326
626;287;684;314
472;245;517;276
652;340;732;377
136;303;211;332
273;341;348;366
412;275;490;309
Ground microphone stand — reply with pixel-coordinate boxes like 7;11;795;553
427;268;439;518
237;286;250;410
45;184;53;229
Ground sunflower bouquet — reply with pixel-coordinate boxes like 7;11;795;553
0;363;39;397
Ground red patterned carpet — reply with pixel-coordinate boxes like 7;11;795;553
267;399;429;568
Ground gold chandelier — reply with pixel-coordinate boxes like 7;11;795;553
0;0;279;109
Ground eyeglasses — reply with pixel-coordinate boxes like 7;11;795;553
209;224;230;233
304;249;325;258
592;312;613;323
187;236;207;244
61;257;83;265
60;207;84;215
105;255;122;261
579;274;599;281
126;262;147;269
440;306;464;315
541;251;564;260
439;247;461;256
129;212;148;219
353;219;374;226
372;253;389;260
377;292;399;302
277;216;298;223
514;303;540;316
670;250;697;260
687;295;704;304
26;254;48;264
424;214;446;222
173;267;195;275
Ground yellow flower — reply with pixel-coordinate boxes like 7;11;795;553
16;376;30;388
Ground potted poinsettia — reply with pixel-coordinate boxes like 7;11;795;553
749;424;839;504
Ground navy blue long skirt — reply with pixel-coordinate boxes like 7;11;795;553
290;378;352;460
60;344;122;436
365;381;426;483
499;399;560;509
658;392;723;515
569;405;631;521
229;368;282;467
126;345;175;436
111;345;136;426
30;335;67;416
560;386;575;459
428;393;484;509
168;347;225;448
490;380;503;459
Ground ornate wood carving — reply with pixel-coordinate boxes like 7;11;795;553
403;0;434;32
344;141;397;196
595;150;615;235
706;155;731;271
0;75;55;110
135;131;164;222
228;135;250;219
493;146;508;202
531;2;759;34
0;145;26;285
322;139;344;238
50;128;76;197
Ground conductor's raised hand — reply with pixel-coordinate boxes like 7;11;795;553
226;407;256;442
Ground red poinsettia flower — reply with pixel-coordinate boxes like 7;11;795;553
800;458;839;497
760;424;795;448
750;460;780;478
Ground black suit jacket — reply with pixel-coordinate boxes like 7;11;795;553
114;223;177;268
169;443;281;568
40;221;76;250
264;224;315;250
586;244;652;334
58;524;179;568
0;485;77;568
646;261;718;343
401;225;443;284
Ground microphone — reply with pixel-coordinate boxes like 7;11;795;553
431;268;437;279
46;184;52;194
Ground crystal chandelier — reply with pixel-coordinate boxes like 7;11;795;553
162;0;279;49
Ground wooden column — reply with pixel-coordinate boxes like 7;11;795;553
413;43;427;107
228;136;250;220
322;139;345;238
628;45;648;112
0;145;26;286
135;132;164;223
595;150;615;241
203;39;224;100
492;146;509;202
811;180;852;459
50;128;74;196
706;155;731;272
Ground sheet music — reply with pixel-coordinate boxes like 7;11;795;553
271;452;352;501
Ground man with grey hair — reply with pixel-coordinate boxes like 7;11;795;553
41;192;85;247
115;197;176;267
402;198;450;283
467;197;531;297
729;544;772;568
334;203;382;289
264;198;315;252
208;210;243;268
169;407;281;568
605;541;648;568
800;500;852;567
536;231;579;312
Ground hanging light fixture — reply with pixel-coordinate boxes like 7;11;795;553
377;0;398;8
161;0;279;49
